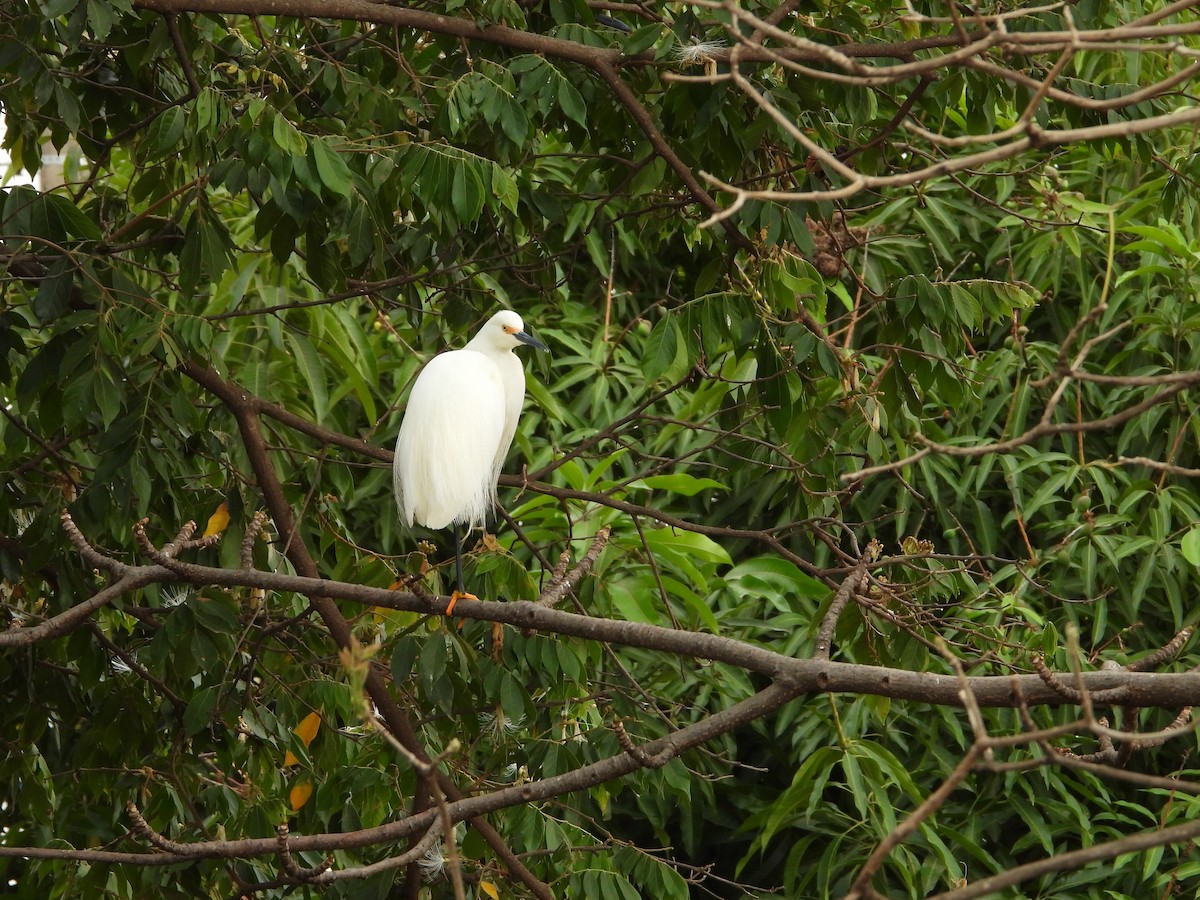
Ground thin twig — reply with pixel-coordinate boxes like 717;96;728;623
813;539;879;660
537;526;612;608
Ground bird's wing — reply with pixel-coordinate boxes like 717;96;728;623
491;351;527;488
393;350;507;531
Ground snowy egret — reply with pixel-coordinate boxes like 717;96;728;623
393;310;546;612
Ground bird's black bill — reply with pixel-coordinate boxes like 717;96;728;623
595;13;631;31
515;330;547;351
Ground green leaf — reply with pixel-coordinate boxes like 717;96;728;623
191;596;239;635
630;474;727;496
641;527;732;567
32;255;74;322
1180;528;1200;566
86;0;116;39
91;366;121;429
272;112;308;156
42;192;101;240
284;331;329;423
183;685;219;736
145;106;186;158
451;161;483;222
41;0;78;15
756;747;841;846
557;78;586;126
179;204;233;293
346;202;376;266
607;581;661;624
391;636;419;682
312;139;353;197
724;556;828;604
499;673;528;721
621;24;662;56
491;164;519;214
418;635;453;716
641;315;681;383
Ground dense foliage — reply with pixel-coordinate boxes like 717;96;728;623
3;1;1200;897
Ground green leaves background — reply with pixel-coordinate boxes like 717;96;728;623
3;1;1200;897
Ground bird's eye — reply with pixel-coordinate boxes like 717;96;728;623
502;325;516;334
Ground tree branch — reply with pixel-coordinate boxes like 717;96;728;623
48;516;1200;711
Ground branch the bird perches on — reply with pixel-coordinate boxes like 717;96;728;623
2;511;1197;896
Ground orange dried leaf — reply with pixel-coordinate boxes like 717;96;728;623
289;780;313;811
202;501;230;538
282;712;320;767
294;711;321;747
479;881;500;900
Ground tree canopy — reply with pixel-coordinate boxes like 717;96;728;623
3;1;1200;898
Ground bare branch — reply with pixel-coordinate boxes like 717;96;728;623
241;509;271;569
612;717;672;769
0;681;804;869
276;824;334;882
59;509;125;575
1118;455;1200;477
0;542;165;649
37;515;1200;712
846;372;1200;481
813;539;879;660
927;816;1200;900
537;526;612;608
1129;627;1194;672
127;802;194;855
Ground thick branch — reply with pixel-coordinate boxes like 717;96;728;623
0;567;161;648
45;532;1200;711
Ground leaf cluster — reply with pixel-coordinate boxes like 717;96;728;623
3;1;1200;897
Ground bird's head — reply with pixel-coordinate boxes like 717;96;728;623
478;310;547;353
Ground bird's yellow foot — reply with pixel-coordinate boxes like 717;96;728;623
445;590;478;616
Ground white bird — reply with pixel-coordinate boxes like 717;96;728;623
393;310;546;611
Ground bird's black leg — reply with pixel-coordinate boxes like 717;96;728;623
453;523;466;595
445;525;477;616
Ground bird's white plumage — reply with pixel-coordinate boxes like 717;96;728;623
393;310;538;532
